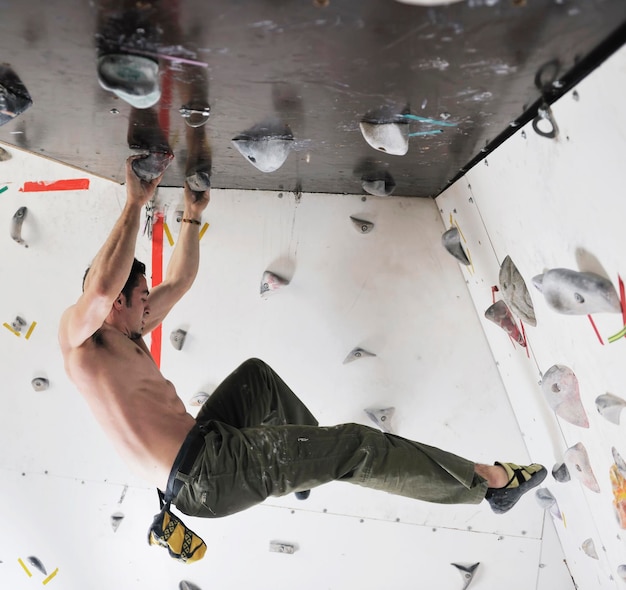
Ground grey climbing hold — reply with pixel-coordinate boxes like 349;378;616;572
11;316;27;332
349;216;374;234
0;65;33;126
359;120;409;156
110;511;124;532
131;151;174;182
0;146;11;161
97;54;161;109
499;256;536;326
11;206;28;247
484;300;526;346
260;271;290;296
170;329;187;351
617;564;626;581
361;171;396;197
541;365;589;428
232;119;294;173
535;487;562;520
269;541;296;554
564;442;600;493
179;581;202;590
595;392;626;425
179;105;211;128
552;462;570;483
365;407;395;433
26;556;46;576
31;377;49;392
581;538;599;560
343;348;376;364
612;447;626;478
189;392;210;407
532;268;621;315
451;562;479;590
441;227;470;265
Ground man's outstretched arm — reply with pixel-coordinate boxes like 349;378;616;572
143;184;210;333
59;157;163;350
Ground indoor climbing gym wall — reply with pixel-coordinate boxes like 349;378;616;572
0;152;573;586
436;39;626;590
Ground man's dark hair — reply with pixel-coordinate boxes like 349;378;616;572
82;258;146;307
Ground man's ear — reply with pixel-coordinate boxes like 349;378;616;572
112;294;125;311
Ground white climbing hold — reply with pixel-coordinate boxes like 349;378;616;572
170;329;187;351
581;538;599;559
564;442;600;493
359;121;409;156
541;365;589;428
189;392;210;407
595;393;626;425
349;216;374;234
31;377;49;392
451;562;479;590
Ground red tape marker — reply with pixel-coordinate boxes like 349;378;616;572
20;179;90;192
150;213;164;367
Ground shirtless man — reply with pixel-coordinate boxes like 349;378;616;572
59;157;546;520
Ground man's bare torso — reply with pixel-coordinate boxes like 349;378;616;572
61;323;195;489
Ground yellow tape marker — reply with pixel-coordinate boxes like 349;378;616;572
18;558;32;577
608;325;626;343
25;321;37;340
199;222;209;241
3;322;21;337
42;567;59;585
163;222;175;247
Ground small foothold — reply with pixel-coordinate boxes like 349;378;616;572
110;511;124;532
179;581;202;590
343;347;376;364
484;300;525;346
260;270;290;296
595;393;626;425
364;407;395;433
26;556;46;576
535;487;557;509
31;377;49;392
581;538;599;559
189;392;210;407
499;256;536;326
11;206;28;247
349;216;374;234
269;541;296;554
617;564;626;581
11;316;27;332
441;227;470;265
170;329;187;351
564;442;600;493
532;268;620;315
0;146;11;161
552;462;570;483
179;105;211;128
451;562;480;590
541;365;589;427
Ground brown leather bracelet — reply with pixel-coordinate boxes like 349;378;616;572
182;218;202;225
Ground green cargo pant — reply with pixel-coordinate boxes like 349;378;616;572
173;358;488;518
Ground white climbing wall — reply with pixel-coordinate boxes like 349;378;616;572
0;145;571;589
436;42;626;589
6;32;626;590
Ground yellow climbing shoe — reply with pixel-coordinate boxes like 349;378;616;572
485;462;547;514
